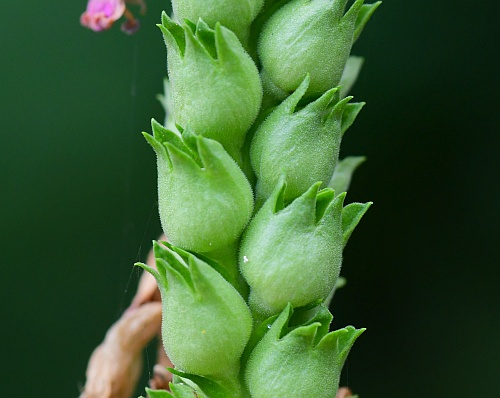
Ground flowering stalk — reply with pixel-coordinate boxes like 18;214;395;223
80;0;381;396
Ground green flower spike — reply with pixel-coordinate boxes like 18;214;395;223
245;304;365;398
240;180;369;317
258;0;381;98
143;120;254;265
171;0;264;46
136;242;252;394
251;74;364;204
159;13;262;161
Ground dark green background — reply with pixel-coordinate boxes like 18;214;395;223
1;0;498;396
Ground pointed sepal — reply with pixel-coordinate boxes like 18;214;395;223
339;56;364;97
328;156;366;194
354;2;382;42
342;201;372;246
341;102;365;135
317;326;366;366
169;368;243;398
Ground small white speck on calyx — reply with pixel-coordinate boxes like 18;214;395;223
243;255;249;263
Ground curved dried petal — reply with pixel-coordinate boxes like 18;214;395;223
127;236;166;311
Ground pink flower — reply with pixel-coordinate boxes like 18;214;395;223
80;0;126;32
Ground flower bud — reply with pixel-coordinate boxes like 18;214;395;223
245;304;365;398
251;75;363;203
159;14;262;159
240;180;352;316
136;242;253;381
171;0;264;45
258;0;381;98
143;121;254;254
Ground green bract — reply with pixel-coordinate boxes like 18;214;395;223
251;74;364;203
245;304;365;398
240;180;355;317
136;243;252;385
159;13;262;160
258;0;381;98
143;121;254;256
171;0;264;45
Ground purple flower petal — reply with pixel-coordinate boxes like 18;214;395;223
80;0;126;32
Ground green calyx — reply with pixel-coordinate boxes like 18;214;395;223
240;180;350;317
258;0;381;98
171;0;264;46
251;74;364;204
159;13;262;161
245;303;365;398
135;242;252;384
143;120;254;256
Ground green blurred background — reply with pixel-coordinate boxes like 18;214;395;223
1;0;498;396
